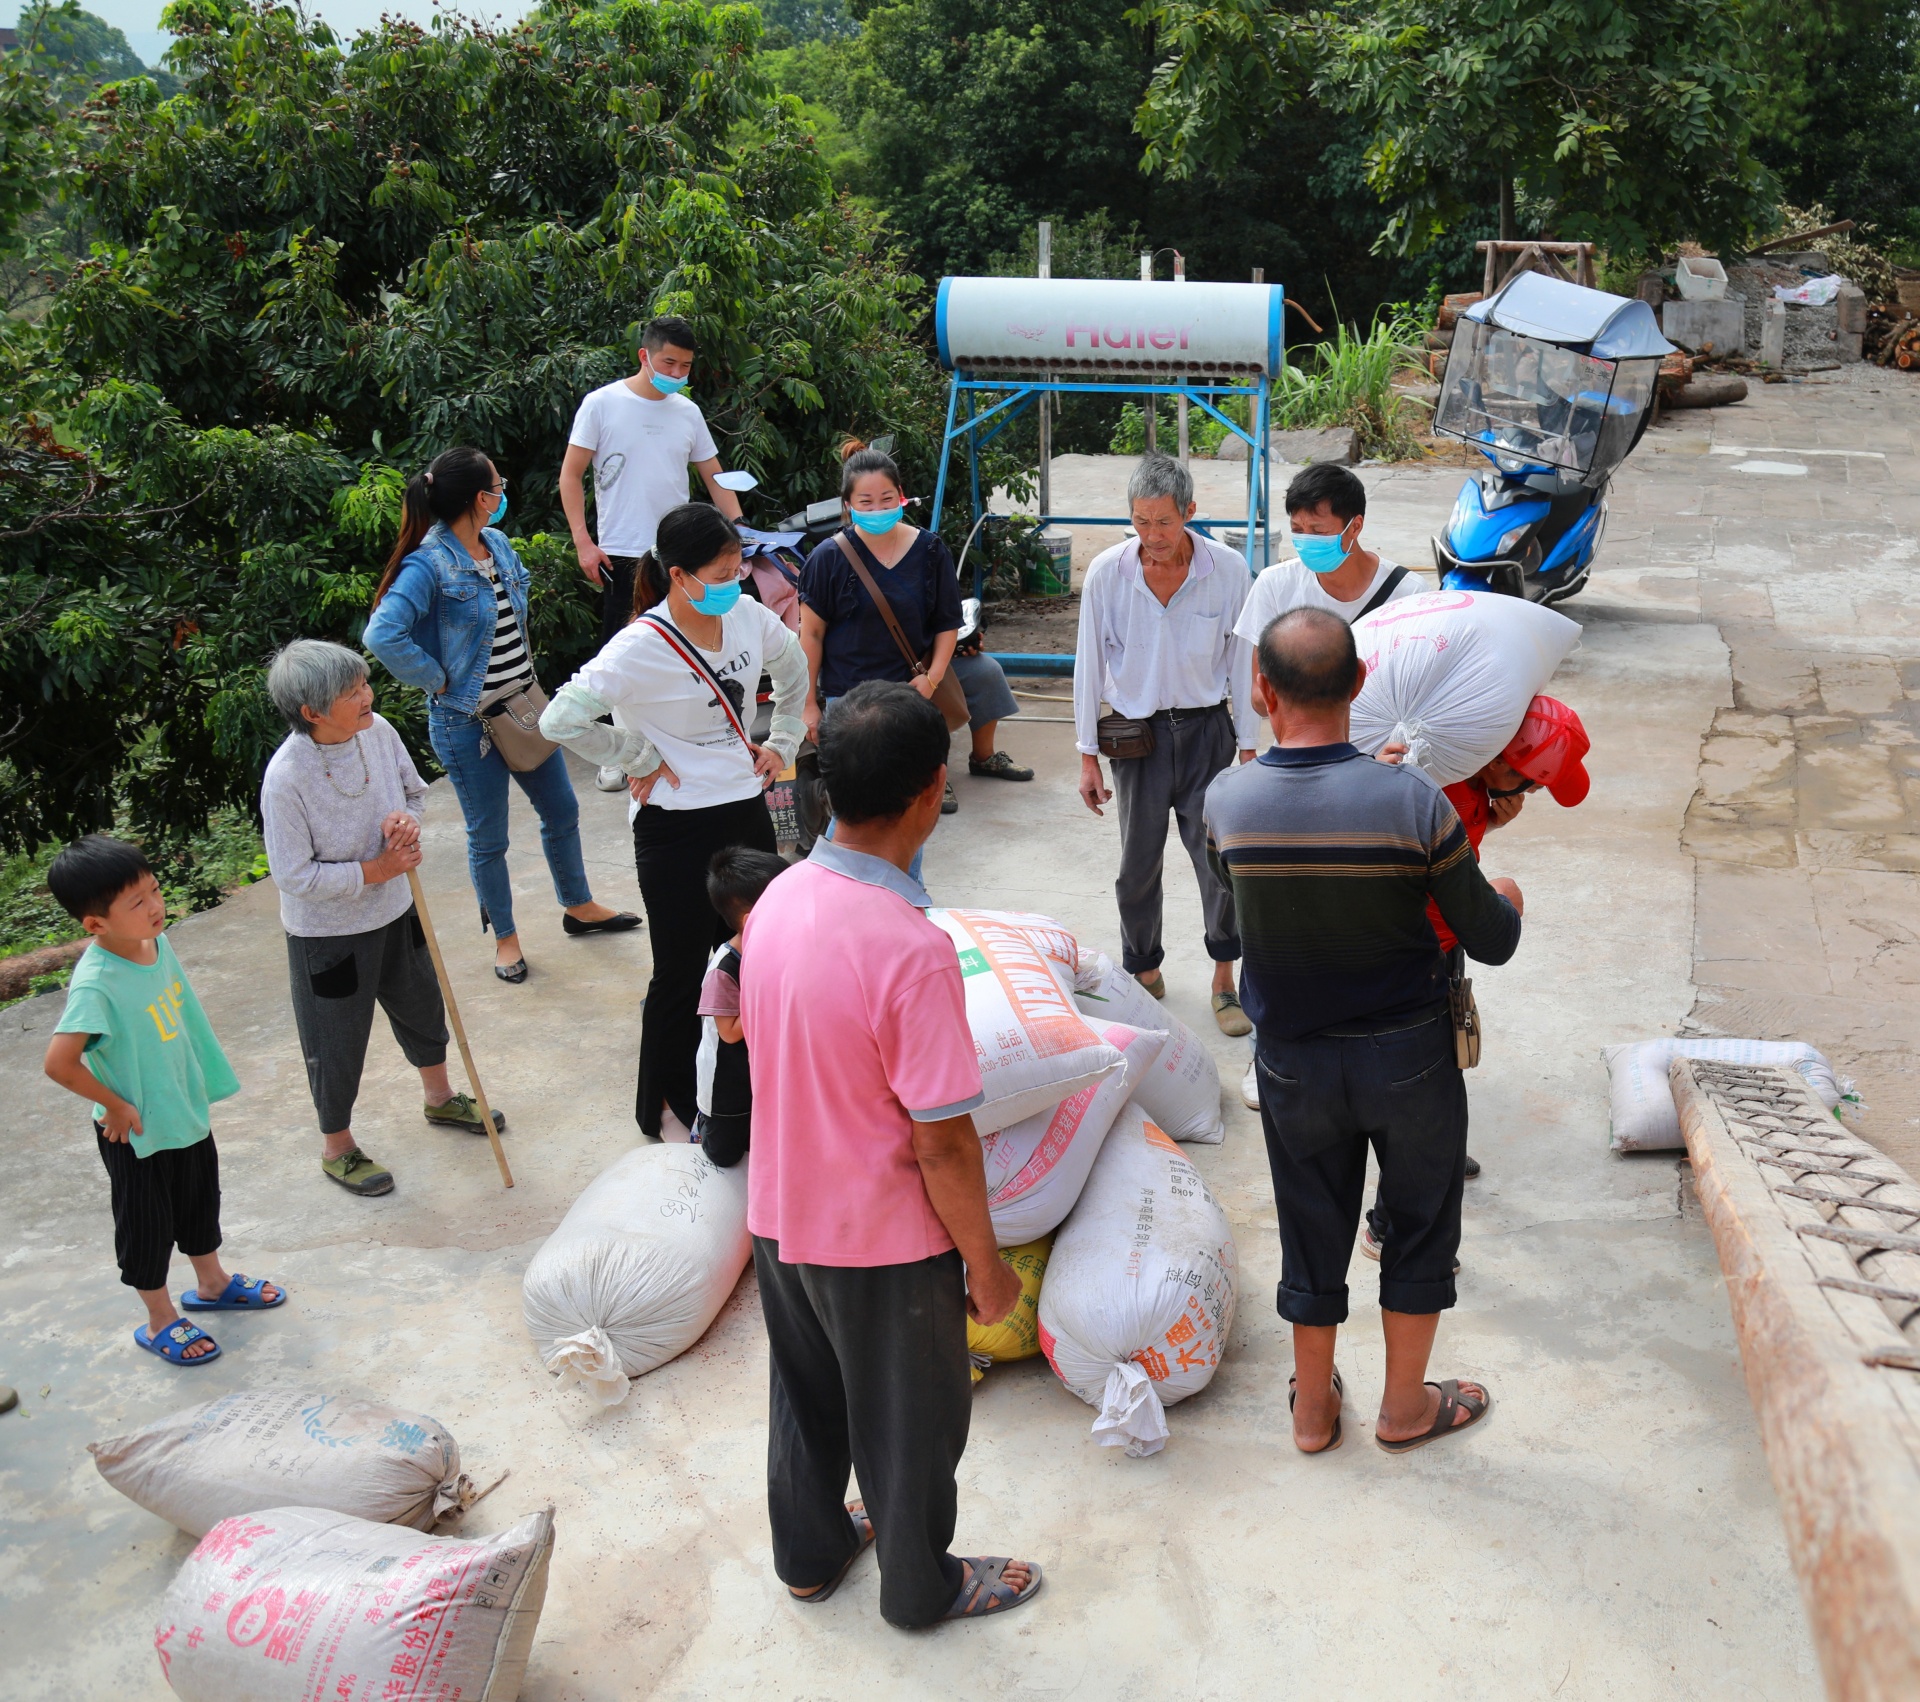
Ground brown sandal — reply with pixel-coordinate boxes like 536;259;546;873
1288;1368;1344;1453
1376;1378;1490;1454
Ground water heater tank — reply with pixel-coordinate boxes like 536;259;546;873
935;277;1283;376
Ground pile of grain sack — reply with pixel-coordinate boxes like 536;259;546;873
90;1390;551;1702
518;906;1237;1459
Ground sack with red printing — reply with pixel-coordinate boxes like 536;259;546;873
982;1020;1165;1246
1071;951;1224;1144
1038;1105;1237;1457
929;909;1123;1134
153;1504;554;1702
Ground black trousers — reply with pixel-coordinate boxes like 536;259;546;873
97;1129;222;1291
754;1239;971;1629
1254;1007;1466;1325
631;793;776;1136
601;554;640;647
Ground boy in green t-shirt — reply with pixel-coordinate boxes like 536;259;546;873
41;836;287;1367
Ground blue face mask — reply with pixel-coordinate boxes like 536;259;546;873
849;504;905;535
647;367;690;396
685;574;741;615
1291;528;1351;574
489;491;508;526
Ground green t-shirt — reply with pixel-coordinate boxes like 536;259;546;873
55;934;240;1158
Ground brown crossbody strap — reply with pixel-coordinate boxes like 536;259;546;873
833;530;929;676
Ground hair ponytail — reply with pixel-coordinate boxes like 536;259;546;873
839;436;903;502
632;551;672;618
632;502;742;619
372;445;498;605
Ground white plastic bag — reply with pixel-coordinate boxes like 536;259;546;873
982;1020;1165;1246
1350;590;1581;784
930;909;1124;1134
522;1144;749;1403
1605;1038;1843;1152
153;1504;553;1702
91;1392;470;1537
1038;1106;1237;1457
1071;951;1225;1144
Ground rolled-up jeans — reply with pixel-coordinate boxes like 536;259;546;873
428;704;592;940
1254;1006;1466;1326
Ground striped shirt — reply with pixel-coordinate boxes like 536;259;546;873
1203;744;1521;1040
481;568;532;695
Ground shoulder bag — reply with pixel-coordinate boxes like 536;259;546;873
1355;563;1410;620
472;564;558;773
831;532;971;733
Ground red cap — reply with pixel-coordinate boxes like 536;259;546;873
1502;696;1590;806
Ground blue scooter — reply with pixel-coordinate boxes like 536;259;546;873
1431;273;1675;604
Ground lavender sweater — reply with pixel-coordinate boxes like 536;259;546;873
260;715;427;938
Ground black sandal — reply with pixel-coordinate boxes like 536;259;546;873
1376;1378;1491;1454
1288;1367;1344;1454
941;1555;1043;1619
790;1504;874;1604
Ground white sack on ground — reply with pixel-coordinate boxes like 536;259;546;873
522;1144;749;1402
1350;590;1581;784
1038;1105;1237;1457
1072;951;1225;1143
154;1504;553;1702
930;909;1123;1133
983;1020;1166;1246
1605;1038;1844;1152
91;1392;470;1537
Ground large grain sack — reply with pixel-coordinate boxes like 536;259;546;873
982;1020;1165;1246
1038;1106;1238;1457
90;1392;470;1537
1350;590;1581;784
1605;1038;1845;1152
1072;951;1224;1144
153;1504;553;1702
967;1235;1052;1384
930;909;1123;1134
522;1144;749;1404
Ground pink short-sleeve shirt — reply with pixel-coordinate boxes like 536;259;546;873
740;842;985;1267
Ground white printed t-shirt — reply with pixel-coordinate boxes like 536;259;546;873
573;600;791;815
567;381;719;557
1233;556;1427;643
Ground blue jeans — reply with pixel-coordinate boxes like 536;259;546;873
429;708;592;939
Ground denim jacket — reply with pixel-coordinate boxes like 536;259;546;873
363;523;531;717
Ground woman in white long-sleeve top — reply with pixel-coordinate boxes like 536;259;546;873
260;639;505;1200
542;503;807;1141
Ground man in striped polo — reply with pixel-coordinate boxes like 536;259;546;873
1204;607;1523;1457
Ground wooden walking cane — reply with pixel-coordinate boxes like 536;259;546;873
406;868;513;1189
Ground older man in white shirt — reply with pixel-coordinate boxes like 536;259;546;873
1074;453;1260;1035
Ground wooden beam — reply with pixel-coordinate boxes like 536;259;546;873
1752;220;1855;256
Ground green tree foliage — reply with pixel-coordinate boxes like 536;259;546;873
1135;0;1780;260
12;0;156;83
0;0;977;854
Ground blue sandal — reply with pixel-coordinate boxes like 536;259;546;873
135;1320;223;1366
942;1555;1044;1619
180;1273;286;1311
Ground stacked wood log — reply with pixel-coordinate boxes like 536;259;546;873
1866;308;1920;369
1420;292;1484;379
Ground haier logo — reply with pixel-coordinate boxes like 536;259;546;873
1064;322;1195;351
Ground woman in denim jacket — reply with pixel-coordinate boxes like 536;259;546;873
365;447;637;982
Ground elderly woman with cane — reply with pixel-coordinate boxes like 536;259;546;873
262;640;507;1198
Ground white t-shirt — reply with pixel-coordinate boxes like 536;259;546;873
567;381;720;557
1233;556;1427;644
577;600;790;814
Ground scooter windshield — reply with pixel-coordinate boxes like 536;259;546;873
1435;321;1653;478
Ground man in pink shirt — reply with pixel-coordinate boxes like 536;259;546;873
741;680;1044;1626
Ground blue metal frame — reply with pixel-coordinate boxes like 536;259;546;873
930;374;1276;599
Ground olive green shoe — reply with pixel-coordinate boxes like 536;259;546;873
322;1147;393;1196
425;1093;506;1137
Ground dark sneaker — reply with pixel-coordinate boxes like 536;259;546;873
322;1147;393;1196
941;780;959;815
968;751;1034;781
425;1093;506;1136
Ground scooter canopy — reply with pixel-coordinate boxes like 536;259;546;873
1435;273;1677;483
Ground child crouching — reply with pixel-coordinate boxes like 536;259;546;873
693;847;789;1167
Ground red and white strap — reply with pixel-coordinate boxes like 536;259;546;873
638;614;751;747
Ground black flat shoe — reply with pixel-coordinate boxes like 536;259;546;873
562;911;642;937
1464;1153;1481;1179
494;958;529;983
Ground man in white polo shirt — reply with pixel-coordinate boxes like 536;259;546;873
561;315;747;789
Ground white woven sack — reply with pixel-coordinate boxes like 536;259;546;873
930;909;1123;1134
91;1392;470;1537
1071;951;1224;1143
1605;1038;1842;1152
983;1020;1166;1247
1350;590;1581;784
522;1144;749;1404
1038;1105;1237;1458
154;1504;553;1702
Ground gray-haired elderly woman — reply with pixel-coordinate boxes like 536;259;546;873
261;640;504;1200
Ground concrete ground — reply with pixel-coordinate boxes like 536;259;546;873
20;367;1920;1699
